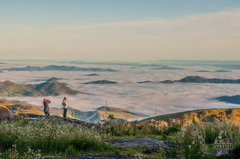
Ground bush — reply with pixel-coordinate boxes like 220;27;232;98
164;148;178;158
115;149;120;155
229;144;240;159
178;123;206;159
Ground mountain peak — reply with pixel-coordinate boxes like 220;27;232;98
46;77;62;82
0;80;86;97
179;76;206;82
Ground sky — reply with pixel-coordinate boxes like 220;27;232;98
1;0;240;62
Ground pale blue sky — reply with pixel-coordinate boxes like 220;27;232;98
1;0;240;27
1;0;240;61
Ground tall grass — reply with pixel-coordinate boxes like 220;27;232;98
0;117;108;156
103;119;181;138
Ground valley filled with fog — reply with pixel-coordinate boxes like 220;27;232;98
1;61;240;118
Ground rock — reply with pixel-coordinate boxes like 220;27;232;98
105;138;178;153
206;149;231;159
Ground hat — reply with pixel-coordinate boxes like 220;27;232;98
43;98;47;101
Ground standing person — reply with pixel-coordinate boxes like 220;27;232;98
43;98;51;121
62;97;68;118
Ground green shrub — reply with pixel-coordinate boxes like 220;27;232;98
66;145;76;156
202;153;217;159
178;123;206;159
115;149;120;155
167;122;181;134
164;148;178;158
229;144;240;159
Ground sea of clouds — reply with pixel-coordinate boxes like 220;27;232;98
1;61;240;118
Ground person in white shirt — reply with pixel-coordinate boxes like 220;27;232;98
62;97;68;118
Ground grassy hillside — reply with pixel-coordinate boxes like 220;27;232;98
143;108;240;126
0;79;85;97
1;100;140;122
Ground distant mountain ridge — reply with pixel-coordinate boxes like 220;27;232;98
196;70;231;72
161;76;240;84
0;79;85;97
151;66;184;70
0;100;141;122
0;65;118;72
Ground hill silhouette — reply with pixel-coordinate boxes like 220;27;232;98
137;81;152;83
161;76;240;84
0;79;85;97
84;80;117;84
215;95;240;105
151;66;184;70
196;70;212;72
1;65;118;72
85;73;100;76
196;70;231;72
215;70;231;72
1;100;141;122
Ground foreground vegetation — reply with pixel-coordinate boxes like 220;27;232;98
2;115;240;158
104;117;240;158
0;117;108;159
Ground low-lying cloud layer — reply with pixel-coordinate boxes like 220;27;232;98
1;62;240;117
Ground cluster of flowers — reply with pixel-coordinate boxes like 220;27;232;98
0;117;107;156
134;152;146;159
0;145;41;159
0;118;104;144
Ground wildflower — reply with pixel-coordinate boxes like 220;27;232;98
218;135;222;140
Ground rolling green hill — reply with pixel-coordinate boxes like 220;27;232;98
0;79;85;97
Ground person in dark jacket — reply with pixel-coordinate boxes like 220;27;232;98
62;97;68;118
43;98;51;121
